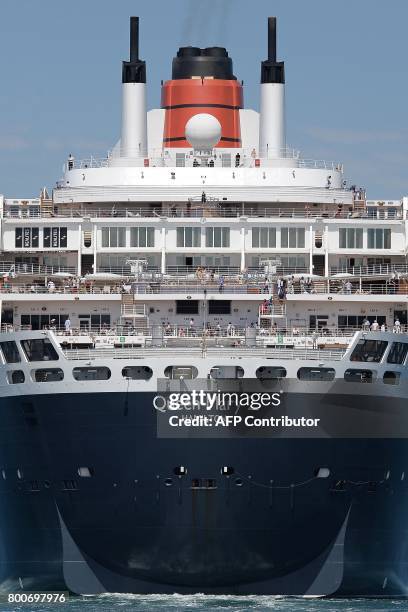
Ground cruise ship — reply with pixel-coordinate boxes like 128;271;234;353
1;15;408;597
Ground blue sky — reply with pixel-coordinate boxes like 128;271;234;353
0;0;407;198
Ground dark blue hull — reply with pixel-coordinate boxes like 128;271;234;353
1;390;408;596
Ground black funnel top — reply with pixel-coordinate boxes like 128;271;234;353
122;16;146;83
172;47;236;80
261;17;285;84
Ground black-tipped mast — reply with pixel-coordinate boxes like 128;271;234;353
267;17;277;63
129;16;139;62
122;16;146;83
261;16;285;84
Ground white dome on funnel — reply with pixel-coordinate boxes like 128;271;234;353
185;113;221;149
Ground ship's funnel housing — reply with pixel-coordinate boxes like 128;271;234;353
259;17;286;158
161;47;243;149
120;16;147;158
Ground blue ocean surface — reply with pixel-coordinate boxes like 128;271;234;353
0;595;407;612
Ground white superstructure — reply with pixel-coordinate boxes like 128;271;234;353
0;15;407;346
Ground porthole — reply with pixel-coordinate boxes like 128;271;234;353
210;366;244;380
34;368;64;382
235;478;244;487
73;367;111;381
122;366;153;380
7;370;25;384
164;478;173;487
256;366;287;380
221;466;234;476
164;366;198;380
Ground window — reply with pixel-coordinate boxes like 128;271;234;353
130;227;154;247
176;300;199;315
21;314;69;331
210;366;244;379
339;228;363;249
256;366;287;379
90;314;111;330
122;366;153;380
252;228;276;248
383;371;400;385
208;300;231;315
101;227;126;248
15;227;39;248
164;366;198;379
387;342;408;365
0;341;21;363
73;367;111;381
21;338;59;362
338;315;386;329
44;227;67;248
297;367;335;381
34;368;64;382
350;339;387;363
344;369;375;383
281;227;305;248
7;370;25;384
367;228;391;249
177;227;201;247
205;227;230;248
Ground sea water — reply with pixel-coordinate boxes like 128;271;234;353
0;595;406;612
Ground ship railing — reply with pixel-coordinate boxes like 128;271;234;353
5;205;402;220
1;280;408;296
61;345;347;361
0;262;76;276
63;149;347;172
2;324;406;337
329;264;408;277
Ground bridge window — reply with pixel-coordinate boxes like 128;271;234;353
350;339;387;363
256;366;287;379
387;342;408;365
0;341;21;363
344;369;375;383
73;367;111;381
297;367;335;381
122;366;153;380
21;338;59;362
34;368;64;382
